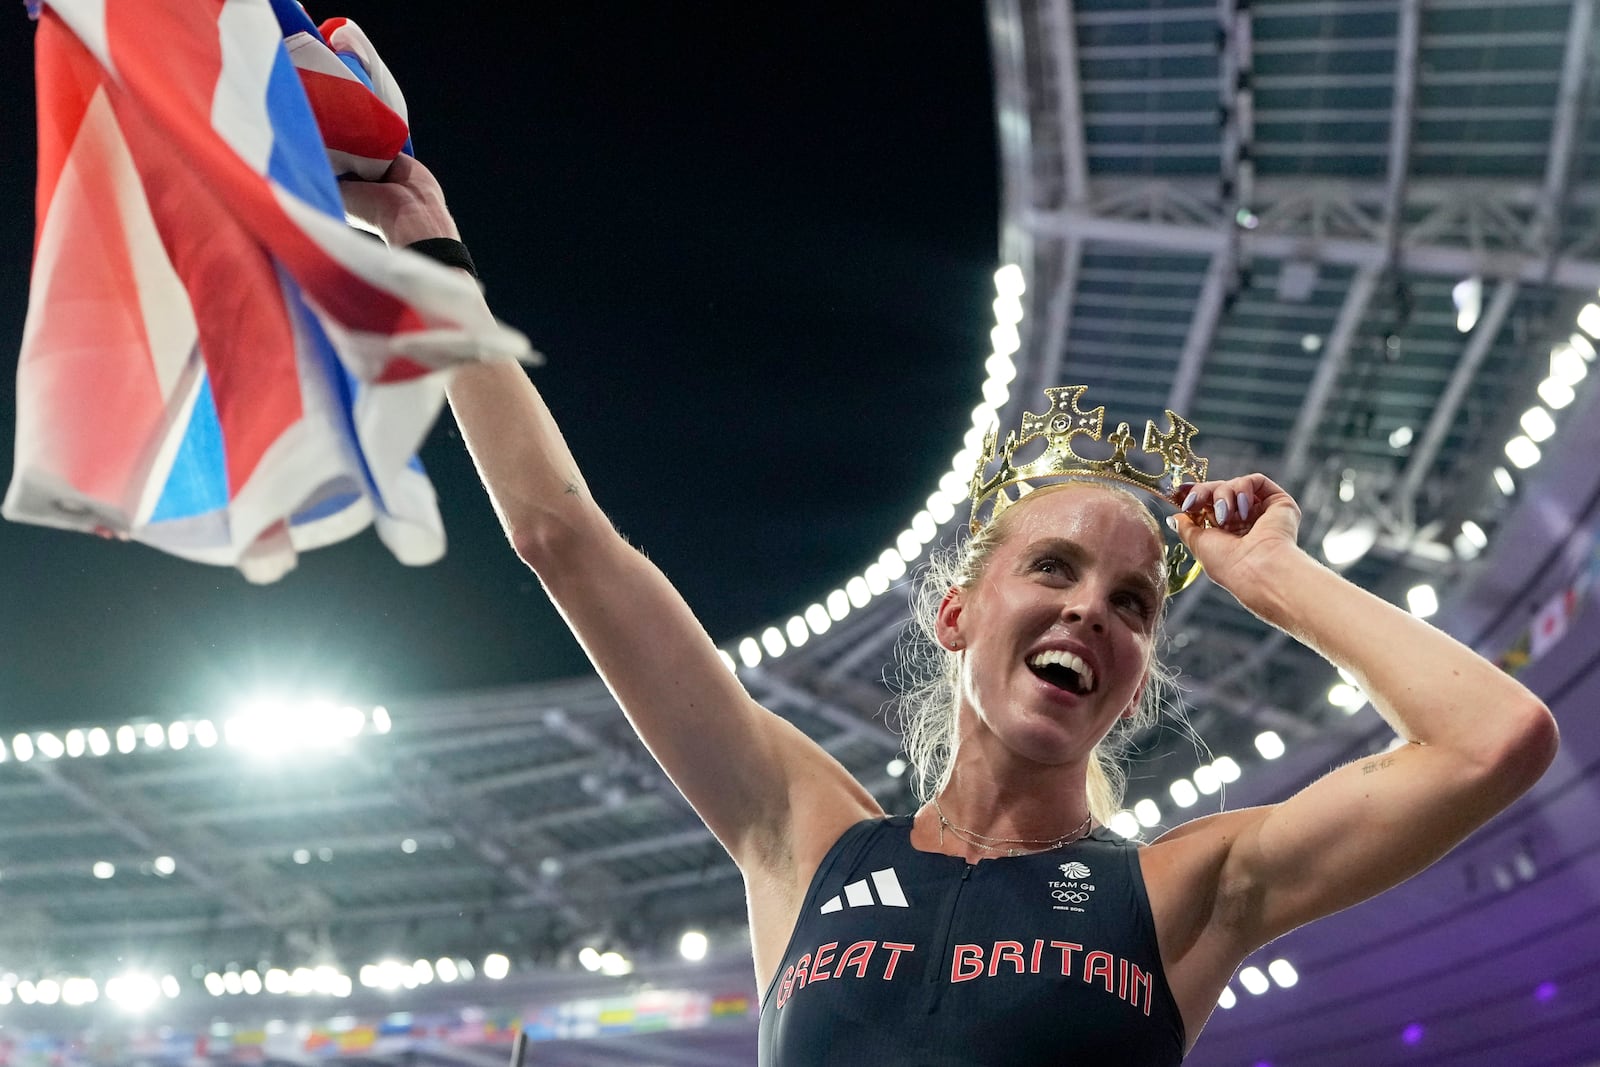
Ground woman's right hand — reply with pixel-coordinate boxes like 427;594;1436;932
1167;472;1304;611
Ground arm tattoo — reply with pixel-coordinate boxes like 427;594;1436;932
1361;755;1398;775
563;480;581;497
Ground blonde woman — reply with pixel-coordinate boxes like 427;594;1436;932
344;156;1558;1066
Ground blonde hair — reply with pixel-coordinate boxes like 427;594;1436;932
890;482;1179;825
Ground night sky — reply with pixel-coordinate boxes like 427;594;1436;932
0;4;998;731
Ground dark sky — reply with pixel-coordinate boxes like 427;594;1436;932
0;4;998;731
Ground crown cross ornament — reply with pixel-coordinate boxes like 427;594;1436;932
969;387;1211;595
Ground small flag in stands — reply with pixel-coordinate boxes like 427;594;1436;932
6;0;532;583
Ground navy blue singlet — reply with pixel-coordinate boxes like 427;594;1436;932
757;816;1185;1066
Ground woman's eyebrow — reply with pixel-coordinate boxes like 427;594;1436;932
1025;536;1162;600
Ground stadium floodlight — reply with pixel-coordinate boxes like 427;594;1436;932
1254;731;1286;760
106;972;162;1013
679;930;709;962
224;698;364;757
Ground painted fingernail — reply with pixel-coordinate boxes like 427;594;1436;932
1215;498;1229;524
1181;490;1200;512
1238;492;1251;522
1165;514;1180;532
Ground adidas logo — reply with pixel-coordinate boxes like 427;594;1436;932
819;868;910;913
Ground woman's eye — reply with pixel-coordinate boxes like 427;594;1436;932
1116;592;1153;617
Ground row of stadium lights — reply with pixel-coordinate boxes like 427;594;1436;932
205;955;509;999
0;703;391;765
1452;276;1595;481
0;956;509;1013
715;265;1028;674
0;973;182;1011
719;264;1595;685
1;935;716;1014
886;730;1289;843
1217;957;1299;1011
574;931;709;977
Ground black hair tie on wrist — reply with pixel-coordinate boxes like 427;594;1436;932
405;237;478;280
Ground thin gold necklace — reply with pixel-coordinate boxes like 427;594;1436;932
932;798;1094;858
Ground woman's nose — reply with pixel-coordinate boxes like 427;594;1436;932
1060;587;1108;631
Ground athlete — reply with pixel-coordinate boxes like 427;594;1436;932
342;155;1559;1065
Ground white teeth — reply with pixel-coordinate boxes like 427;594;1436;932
1027;650;1094;692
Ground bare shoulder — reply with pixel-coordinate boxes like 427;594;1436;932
1140;807;1276;961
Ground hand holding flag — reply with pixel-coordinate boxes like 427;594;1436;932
6;0;531;583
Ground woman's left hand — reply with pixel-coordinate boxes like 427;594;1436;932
1167;473;1304;597
339;153;460;247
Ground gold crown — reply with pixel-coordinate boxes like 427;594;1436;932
968;386;1211;595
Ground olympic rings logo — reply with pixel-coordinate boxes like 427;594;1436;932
1052;890;1091;904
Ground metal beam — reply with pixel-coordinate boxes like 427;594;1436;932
512;792;669;836
1279;266;1381;487
564;827;717;868
748;666;899;745
1031;0;1088;390
354;747;602;930
23;760;334;935
1167;253;1231;415
1528;0;1595;263
169;792;396;826
1394;0;1592;518
1275;7;1411;484
1163;0;1251;416
1104;177;1600;211
459;755;608;796
988;0;1035;242
1046;0;1089;206
1035;244;1083;394
1392;280;1520;513
1026;208;1600;290
1382;0;1421;262
1279;0;1416;489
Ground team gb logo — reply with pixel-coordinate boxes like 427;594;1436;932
1051;861;1095;911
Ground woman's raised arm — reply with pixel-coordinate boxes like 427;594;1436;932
1166;475;1559;955
341;157;880;881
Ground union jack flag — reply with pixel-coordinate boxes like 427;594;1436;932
5;0;531;582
